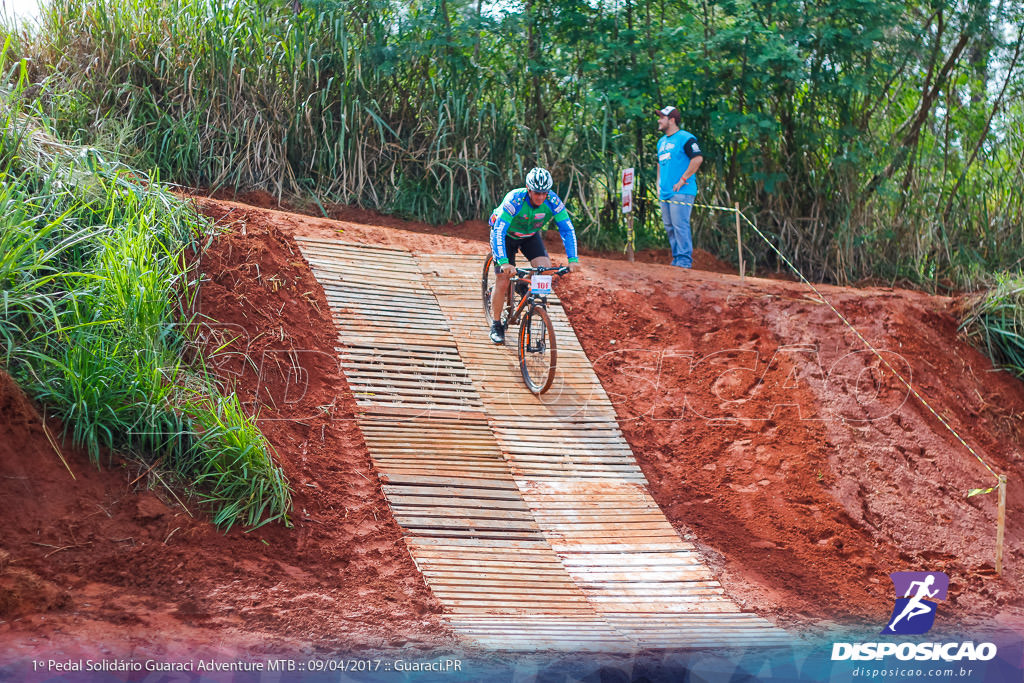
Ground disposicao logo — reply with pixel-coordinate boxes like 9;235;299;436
831;571;998;663
882;571;948;635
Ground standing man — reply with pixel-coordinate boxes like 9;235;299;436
656;106;703;268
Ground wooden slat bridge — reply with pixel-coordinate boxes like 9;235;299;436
296;237;788;651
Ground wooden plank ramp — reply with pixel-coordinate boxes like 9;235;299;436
295;238;787;651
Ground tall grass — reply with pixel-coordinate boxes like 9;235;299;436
5;0;1023;290
960;273;1024;378
17;0;518;225
0;43;290;530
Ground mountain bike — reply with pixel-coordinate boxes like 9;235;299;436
481;253;570;395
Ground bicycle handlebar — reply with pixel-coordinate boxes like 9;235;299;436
513;265;571;277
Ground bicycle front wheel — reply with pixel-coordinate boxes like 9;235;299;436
518;305;557;395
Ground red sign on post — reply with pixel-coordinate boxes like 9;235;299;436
621;168;636;260
621;167;634;214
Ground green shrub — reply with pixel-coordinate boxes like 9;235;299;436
960;273;1024;378
1;43;290;530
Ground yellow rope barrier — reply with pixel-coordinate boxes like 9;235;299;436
649;195;1002;496
656;197;738;212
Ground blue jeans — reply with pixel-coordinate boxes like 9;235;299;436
660;193;695;268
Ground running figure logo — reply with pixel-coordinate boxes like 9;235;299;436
882;572;949;635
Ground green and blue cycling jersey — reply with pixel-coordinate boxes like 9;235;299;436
489;188;579;266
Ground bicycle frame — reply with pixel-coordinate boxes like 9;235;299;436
500;266;568;326
482;257;570;394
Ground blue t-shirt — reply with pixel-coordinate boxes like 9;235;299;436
657;129;701;199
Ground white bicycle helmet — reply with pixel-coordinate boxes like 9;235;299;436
525;167;553;193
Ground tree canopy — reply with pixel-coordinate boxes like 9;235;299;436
7;0;1024;287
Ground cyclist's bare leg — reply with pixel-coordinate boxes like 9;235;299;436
491;269;512;322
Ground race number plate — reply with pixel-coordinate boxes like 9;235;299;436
530;275;553;295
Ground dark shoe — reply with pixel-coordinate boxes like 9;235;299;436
489;321;506;344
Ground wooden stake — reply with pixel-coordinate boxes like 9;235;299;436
735;202;745;279
996;474;1007;575
626;213;635;263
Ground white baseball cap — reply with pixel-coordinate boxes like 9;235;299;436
657;106;679;117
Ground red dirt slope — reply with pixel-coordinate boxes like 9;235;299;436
0;210;450;661
557;264;1024;634
197;197;1023;635
2;195;1021;660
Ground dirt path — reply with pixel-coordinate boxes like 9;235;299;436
2;195;1022;661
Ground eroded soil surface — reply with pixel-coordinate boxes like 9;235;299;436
2;194;1021;661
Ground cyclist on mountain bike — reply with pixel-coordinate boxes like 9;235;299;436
488;167;582;344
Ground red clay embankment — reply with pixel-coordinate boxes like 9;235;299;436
0;206;451;660
2;195;1021;659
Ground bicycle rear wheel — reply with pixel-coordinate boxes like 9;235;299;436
483;253;520;327
482;253;496;324
518;305;557;394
